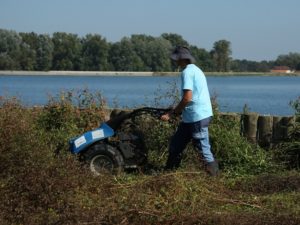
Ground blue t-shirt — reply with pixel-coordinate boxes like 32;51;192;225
181;64;213;123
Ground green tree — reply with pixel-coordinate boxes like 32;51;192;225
0;29;22;70
19;32;39;70
161;33;189;48
52;32;82;70
190;45;214;72
19;42;36;70
108;37;144;71
19;32;53;71
275;52;300;70
130;34;155;71
35;34;54;71
146;37;172;71
231;59;273;72
211;40;232;72
81;34;109;71
131;35;172;71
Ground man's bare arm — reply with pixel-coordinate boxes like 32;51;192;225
161;90;192;121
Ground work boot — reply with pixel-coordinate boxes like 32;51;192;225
205;160;219;177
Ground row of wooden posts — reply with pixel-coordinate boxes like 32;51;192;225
220;112;296;148
106;109;296;149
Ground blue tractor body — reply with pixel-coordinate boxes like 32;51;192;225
69;123;114;154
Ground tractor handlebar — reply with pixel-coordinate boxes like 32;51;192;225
106;107;171;130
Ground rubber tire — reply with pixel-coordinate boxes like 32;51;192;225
82;143;124;175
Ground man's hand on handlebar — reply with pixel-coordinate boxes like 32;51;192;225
160;106;177;121
161;111;172;121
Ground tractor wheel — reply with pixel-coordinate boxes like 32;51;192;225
82;143;124;175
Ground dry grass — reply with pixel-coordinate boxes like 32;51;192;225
0;95;299;224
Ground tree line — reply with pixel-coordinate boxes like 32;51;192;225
1;28;300;72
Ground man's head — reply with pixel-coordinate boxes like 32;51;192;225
170;46;195;67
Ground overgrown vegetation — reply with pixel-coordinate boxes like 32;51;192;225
272;97;300;170
0;90;299;224
36;88;107;154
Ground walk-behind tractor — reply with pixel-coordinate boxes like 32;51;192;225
69;107;169;175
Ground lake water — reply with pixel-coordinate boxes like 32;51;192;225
0;75;299;116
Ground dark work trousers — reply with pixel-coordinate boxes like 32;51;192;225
165;117;214;170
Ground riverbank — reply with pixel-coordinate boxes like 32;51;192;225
1;70;300;76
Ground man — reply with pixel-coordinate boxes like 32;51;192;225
161;46;219;176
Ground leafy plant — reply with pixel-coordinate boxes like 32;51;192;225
273;96;300;169
209;108;277;175
36;88;107;154
290;96;300;116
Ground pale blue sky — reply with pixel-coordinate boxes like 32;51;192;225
1;0;299;61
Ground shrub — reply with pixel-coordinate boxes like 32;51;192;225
272;96;300;169
209;110;277;176
0;95;111;224
0;97;34;177
36;88;107;154
290;96;300;116
138;116;177;168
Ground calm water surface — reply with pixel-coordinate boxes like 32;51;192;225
0;75;299;115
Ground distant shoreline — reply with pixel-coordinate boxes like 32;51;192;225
0;70;300;76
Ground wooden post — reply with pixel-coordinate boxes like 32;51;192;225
241;113;259;144
281;116;296;140
257;115;273;148
272;116;284;144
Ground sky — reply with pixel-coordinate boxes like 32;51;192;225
0;0;299;61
